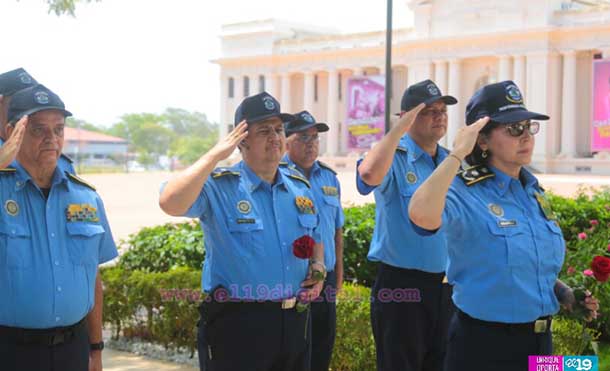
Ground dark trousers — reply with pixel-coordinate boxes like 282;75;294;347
310;270;337;371
197;293;312;371
444;310;553;371
371;263;453;371
0;320;89;371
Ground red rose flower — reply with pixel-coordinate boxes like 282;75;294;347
591;255;610;283
293;235;315;259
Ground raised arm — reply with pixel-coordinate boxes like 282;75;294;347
408;117;489;230
159;121;248;216
357;104;425;186
0;115;28;169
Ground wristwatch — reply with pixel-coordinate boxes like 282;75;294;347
90;341;105;351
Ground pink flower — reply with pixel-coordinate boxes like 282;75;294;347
584;269;594;277
607;243;610;252
590;219;599;226
567;266;576;275
577;232;587;240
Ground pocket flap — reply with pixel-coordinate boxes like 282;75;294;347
298;213;317;228
323;195;340;207
545;220;563;235
0;223;31;238
66;223;105;237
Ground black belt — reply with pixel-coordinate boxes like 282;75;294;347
457;309;552;334
0;317;87;346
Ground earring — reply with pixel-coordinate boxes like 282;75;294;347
481;150;488;159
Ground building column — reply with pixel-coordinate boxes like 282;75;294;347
447;59;462;148
219;74;229;140
498;55;513;82
326;69;339;155
352;67;364;77
265;73;278;98
434;60;449;146
513;55;526;91
560;50;577;157
304;71;315;110
280;73;292;113
251;73;261;96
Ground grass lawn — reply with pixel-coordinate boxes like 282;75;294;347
600;342;610;371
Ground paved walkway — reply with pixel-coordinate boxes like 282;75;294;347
103;349;197;371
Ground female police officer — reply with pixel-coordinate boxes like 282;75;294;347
408;81;599;371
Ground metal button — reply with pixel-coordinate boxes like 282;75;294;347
55;317;60;322
57;286;62;292
55;261;60;266
51;233;55;238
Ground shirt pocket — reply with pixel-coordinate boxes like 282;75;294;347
0;223;32;268
399;187;416;221
66;223;105;266
486;221;533;268
226;216;265;255
540;220;565;272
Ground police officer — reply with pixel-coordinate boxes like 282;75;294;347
283;110;344;371
159;92;327;371
409;81;600;371
356;80;456;371
0;84;118;371
0;68;76;173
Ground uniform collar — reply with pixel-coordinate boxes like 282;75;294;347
489;166;539;196
399;134;446;164
282;154;320;178
239;161;285;193
12;161;68;192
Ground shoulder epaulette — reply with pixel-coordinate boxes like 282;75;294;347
211;168;240;179
284;167;310;188
458;164;494;186
60;153;74;163
66;172;96;191
0;168;16;174
396;146;407;153
279;161;288;167
317;161;337;175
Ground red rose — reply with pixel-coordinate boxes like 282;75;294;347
591;255;610;283
293;235;315;259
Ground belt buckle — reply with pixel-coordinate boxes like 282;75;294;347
281;298;296;310
51;332;66;346
534;319;548;333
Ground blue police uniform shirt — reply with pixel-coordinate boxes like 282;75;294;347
0;137;76;174
355;134;448;273
431;166;565;323
0;162;118;329
176;161;321;300
282;155;345;271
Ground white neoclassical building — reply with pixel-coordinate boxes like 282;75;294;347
214;0;610;174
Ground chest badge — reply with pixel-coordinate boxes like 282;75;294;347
406;172;418;184
488;203;504;218
295;196;315;214
237;200;252;214
66;204;100;223
5;200;19;216
322;186;338;196
534;192;557;221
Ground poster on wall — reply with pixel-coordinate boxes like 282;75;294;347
592;60;610;152
345;76;385;151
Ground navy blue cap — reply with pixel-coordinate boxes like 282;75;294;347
7;84;72;124
0;68;38;97
285;110;329;136
398;79;457;114
466;80;549;125
234;92;293;125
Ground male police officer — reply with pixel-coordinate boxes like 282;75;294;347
160;92;326;371
0;84;118;371
356;80;457;371
283;110;344;371
0;68;76;173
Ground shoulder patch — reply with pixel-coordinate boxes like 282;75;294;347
67;172;96;191
458;165;494;186
211;167;240;179
0;168;16;174
60;153;74;163
396;146;407;153
317;161;337;175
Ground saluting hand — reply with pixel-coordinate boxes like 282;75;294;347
0;115;28;169
451;116;490;160
396;103;426;134
207;120;248;161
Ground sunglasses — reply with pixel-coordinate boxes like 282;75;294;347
503;120;540;137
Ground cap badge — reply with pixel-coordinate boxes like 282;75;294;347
406;172;418;184
505;84;523;104
263;97;276;111
18;72;32;84
302;112;315;123
427;84;440;96
34;91;50;105
237;200;252;214
5;200;19;216
488;203;504;217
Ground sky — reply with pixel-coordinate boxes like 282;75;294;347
0;0;413;128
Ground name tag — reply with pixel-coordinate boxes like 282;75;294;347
236;218;256;224
498;220;517;227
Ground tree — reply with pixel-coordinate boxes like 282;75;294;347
45;0;100;16
66;117;106;133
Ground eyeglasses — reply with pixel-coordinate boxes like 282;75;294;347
29;125;64;138
295;134;320;144
504;120;540;137
419;108;448;118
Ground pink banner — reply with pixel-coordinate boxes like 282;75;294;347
592;60;610;152
345;76;385;150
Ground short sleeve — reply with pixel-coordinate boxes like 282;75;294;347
335;178;345;229
159;181;211;219
356;158;394;195
95;196;119;264
410;180;464;237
